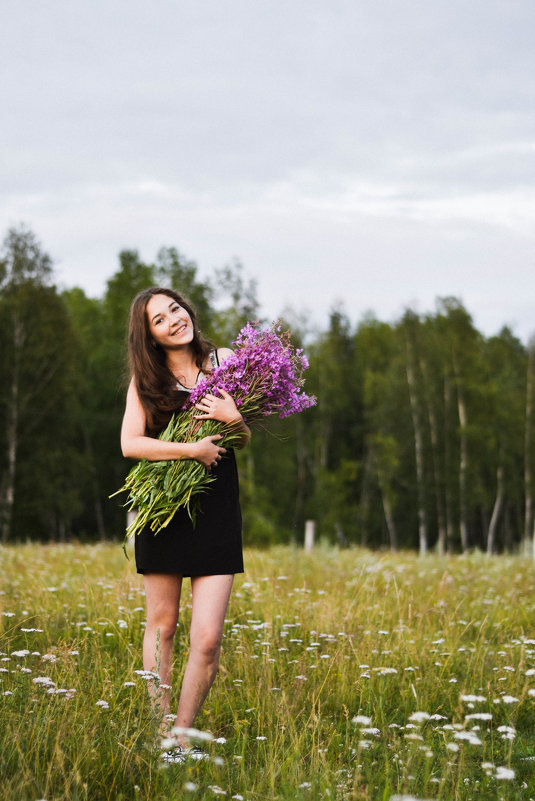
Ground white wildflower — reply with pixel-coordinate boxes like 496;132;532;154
32;676;55;686
495;766;515;780
42;654;57;663
160;737;177;750
460;694;486;703
171;726;213;741
11;650;30;658
96;699;109;709
497;725;516;740
454;731;482;745
134;669;159;680
465;713;492;721
408;712;430;723
390;795;435;801
352;715;372;726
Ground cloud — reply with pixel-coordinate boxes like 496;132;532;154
2;0;535;341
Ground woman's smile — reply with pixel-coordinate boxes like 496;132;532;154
171;322;188;337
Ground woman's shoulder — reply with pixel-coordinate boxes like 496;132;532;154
216;346;234;363
206;346;233;370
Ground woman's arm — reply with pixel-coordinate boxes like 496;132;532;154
121;379;226;467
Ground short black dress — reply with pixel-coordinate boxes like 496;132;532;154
134;350;244;577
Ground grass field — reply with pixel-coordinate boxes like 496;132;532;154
1;542;535;801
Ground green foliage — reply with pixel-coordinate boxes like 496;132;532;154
0;227;84;541
1;223;534;552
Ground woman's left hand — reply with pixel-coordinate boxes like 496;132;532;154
194;388;243;425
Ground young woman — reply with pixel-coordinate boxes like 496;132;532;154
120;287;250;761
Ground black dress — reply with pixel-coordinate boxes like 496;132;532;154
134;351;244;577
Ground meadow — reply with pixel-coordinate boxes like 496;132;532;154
1;542;535;801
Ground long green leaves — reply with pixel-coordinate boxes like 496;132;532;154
111;412;247;540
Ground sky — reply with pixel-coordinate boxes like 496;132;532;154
2;0;535;341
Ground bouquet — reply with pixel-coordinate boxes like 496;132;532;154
113;322;316;540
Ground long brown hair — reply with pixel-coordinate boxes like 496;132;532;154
128;287;213;435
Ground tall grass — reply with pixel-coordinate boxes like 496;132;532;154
1;542;535;800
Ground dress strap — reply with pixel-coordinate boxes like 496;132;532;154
209;349;220;370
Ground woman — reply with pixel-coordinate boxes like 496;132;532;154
120;287;250;761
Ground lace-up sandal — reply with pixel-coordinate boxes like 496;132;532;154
161;745;187;764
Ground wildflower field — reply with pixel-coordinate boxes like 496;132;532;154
1;543;535;801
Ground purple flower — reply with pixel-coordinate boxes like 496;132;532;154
186;322;316;422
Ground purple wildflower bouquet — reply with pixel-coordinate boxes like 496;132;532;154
114;322;316;540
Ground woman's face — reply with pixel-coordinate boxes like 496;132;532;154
146;294;194;349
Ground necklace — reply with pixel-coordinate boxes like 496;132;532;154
174;367;202;391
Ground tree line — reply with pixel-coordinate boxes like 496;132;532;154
1;224;534;554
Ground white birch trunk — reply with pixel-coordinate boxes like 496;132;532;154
487;464;504;556
0;317;24;543
452;353;469;552
406;340;428;556
525;339;535;558
419;354;447;555
457;387;469;552
443;375;455;551
381;486;398;551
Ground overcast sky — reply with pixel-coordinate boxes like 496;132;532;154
2;0;534;340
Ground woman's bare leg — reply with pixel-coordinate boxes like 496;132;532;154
143;573;182;725
174;574;234;743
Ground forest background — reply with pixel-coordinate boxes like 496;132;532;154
1;224;535;557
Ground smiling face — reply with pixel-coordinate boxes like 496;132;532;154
146;293;194;350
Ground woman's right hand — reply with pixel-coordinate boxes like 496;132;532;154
190;435;226;470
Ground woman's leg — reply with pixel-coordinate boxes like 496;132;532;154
143;573;182;722
174;574;234;741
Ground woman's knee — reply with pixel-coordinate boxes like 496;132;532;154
191;628;223;663
147;608;178;642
